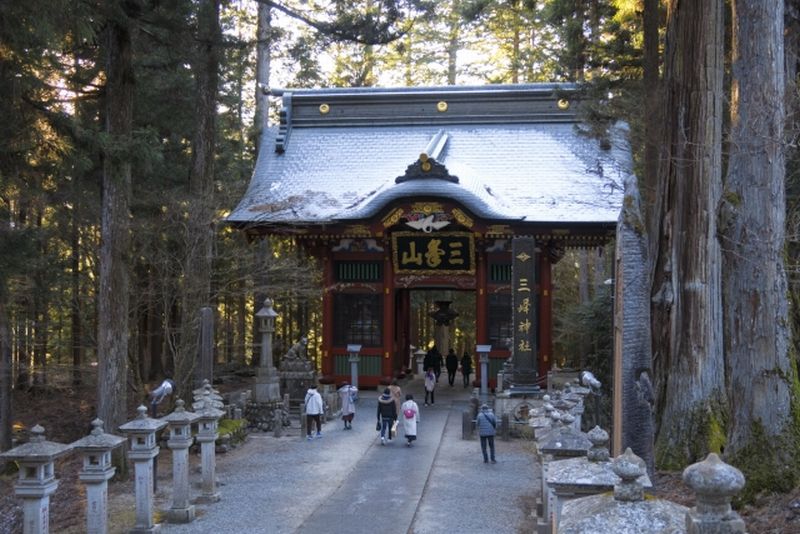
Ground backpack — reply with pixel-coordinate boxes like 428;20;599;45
403;408;415;419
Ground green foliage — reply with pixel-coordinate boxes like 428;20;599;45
553;249;613;383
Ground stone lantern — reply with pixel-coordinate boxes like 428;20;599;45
70;419;126;534
0;424;71;534
254;298;281;403
347;344;362;390
414;348;426;376
119;405;168;534
160;399;200;523
194;387;224;504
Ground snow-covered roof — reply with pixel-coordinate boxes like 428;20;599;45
227;84;630;230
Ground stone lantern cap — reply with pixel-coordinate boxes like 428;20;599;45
161;399;200;426
255;298;279;321
119;405;168;434
682;452;745;500
192;379;221;399
195;397;225;421
586;426;610;463
539;415;591;457
612;447;647;502
71;419;126;452
192;381;224;411
0;425;71;462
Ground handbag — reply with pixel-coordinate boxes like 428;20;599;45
376;420;381;431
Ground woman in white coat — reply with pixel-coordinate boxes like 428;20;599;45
400;394;420;447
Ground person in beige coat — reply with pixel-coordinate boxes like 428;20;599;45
388;379;403;438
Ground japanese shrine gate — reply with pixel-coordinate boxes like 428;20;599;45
228;84;628;388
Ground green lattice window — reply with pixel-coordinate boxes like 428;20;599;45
335;261;383;282
333;293;383;347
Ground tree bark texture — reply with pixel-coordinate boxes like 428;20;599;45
254;2;271;148
179;0;220;391
722;0;794;482
642;0;660;213
97;4;134;431
651;0;726;468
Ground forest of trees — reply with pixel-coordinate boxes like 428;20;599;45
0;0;799;501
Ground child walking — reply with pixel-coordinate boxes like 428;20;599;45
424;368;436;406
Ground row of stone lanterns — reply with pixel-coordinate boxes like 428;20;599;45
0;383;224;534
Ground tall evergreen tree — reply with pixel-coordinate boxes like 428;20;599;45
650;0;726;468
721;0;798;498
97;0;137;431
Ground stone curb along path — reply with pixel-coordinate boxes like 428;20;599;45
158;379;540;534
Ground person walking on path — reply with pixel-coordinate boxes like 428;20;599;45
337;382;358;430
304;384;324;440
400;394;420;447
461;351;473;388
423;345;441;382
477;403;497;463
445;349;459;386
388;379;403;438
424;368;436;406
377;388;398;445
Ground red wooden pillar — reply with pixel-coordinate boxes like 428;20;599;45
382;252;394;378
475;244;488;381
321;248;334;376
539;255;553;378
396;290;410;371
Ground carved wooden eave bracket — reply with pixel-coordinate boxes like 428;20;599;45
395;130;459;184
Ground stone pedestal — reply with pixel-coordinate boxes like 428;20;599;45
120;406;168;534
0;424;70;534
195;386;224;504
255;299;281;403
254;366;281;403
349;354;360;390
478;348;490;399
162;400;199;523
71;419;127;534
558;448;687;534
543;427;652;532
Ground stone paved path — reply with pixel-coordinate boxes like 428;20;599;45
157;377;540;534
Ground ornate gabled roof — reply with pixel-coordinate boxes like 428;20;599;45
226;84;630;230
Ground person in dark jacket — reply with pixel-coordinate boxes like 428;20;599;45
423;345;441;380
376;388;398;445
461;351;473;388
445;349;459;386
476;403;497;463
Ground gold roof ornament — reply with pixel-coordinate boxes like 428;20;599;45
319;103;330;114
557;99;570;110
437;101;448;112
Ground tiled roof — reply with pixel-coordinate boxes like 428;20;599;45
227;84;630;228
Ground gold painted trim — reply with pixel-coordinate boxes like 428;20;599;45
342;224;372;236
451;208;474;229
382;208;405;228
410;202;444;215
